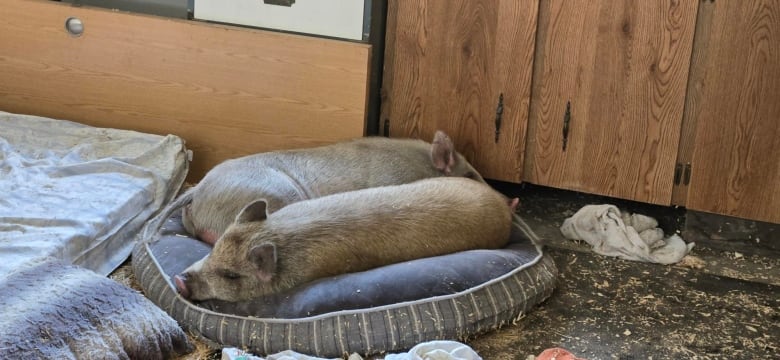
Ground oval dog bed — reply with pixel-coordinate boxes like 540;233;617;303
132;212;558;357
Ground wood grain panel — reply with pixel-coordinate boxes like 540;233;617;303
0;0;369;180
671;1;714;206
686;0;780;224
382;0;538;182
525;0;698;205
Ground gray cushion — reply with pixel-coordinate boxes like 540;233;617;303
133;213;557;357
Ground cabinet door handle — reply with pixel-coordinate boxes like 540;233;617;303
494;93;504;143
263;0;295;6
562;100;571;151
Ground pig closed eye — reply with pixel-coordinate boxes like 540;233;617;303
219;270;242;280
464;171;476;179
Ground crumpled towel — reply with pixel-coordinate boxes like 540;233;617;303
222;340;481;360
384;341;481;360
560;204;694;264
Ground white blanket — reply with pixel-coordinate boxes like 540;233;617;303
222;340;482;360
560;204;694;264
0;112;188;277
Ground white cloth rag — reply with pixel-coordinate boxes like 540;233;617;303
560;204;694;264
222;340;481;360
384;341;481;360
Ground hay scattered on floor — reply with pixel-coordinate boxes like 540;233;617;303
676;255;706;269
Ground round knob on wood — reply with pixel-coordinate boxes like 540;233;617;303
65;17;83;37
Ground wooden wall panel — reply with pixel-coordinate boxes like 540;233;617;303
671;1;715;206
686;0;780;224
0;0;370;180
382;0;538;182
525;0;698;205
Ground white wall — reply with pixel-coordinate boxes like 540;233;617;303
194;0;365;40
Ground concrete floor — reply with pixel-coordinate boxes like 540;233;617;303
466;182;780;359
131;182;778;360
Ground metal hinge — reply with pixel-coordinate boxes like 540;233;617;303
674;163;692;186
494;93;504;143
562;100;571;151
674;163;682;185
264;0;295;6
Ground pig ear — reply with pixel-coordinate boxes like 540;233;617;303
235;199;269;224
249;243;277;282
431;131;457;174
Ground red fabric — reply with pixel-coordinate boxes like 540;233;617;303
536;347;586;360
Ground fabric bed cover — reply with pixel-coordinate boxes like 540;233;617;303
134;213;558;357
0;111;188;277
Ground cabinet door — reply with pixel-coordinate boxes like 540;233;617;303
524;0;698;205
0;0;369;181
382;0;539;182
685;0;780;224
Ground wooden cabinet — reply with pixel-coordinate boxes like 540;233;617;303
678;0;780;224
382;0;779;223
523;0;699;205
382;0;539;182
0;0;370;181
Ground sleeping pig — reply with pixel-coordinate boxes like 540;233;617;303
174;177;514;302
145;131;485;245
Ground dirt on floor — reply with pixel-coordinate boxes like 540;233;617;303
113;242;779;360
111;181;779;360
468;248;779;360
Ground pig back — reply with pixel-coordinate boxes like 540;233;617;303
269;177;513;280
186;137;467;238
184;160;304;237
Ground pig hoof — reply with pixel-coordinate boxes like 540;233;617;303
200;229;218;246
174;274;190;299
508;197;520;212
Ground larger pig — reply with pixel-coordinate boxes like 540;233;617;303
145;131;485;244
174;177;513;302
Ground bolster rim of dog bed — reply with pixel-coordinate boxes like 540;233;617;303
132;215;557;357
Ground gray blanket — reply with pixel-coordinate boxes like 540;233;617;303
0;111;188;277
0;259;192;359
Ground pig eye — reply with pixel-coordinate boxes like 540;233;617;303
218;270;242;280
464;171;476;179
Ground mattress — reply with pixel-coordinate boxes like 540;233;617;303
0;111;188;277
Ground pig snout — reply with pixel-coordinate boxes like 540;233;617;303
174;274;191;299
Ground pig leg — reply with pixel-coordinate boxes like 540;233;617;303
508;197;520;212
199;230;219;246
184;204;220;245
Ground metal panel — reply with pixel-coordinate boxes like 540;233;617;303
193;0;366;41
62;0;190;19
